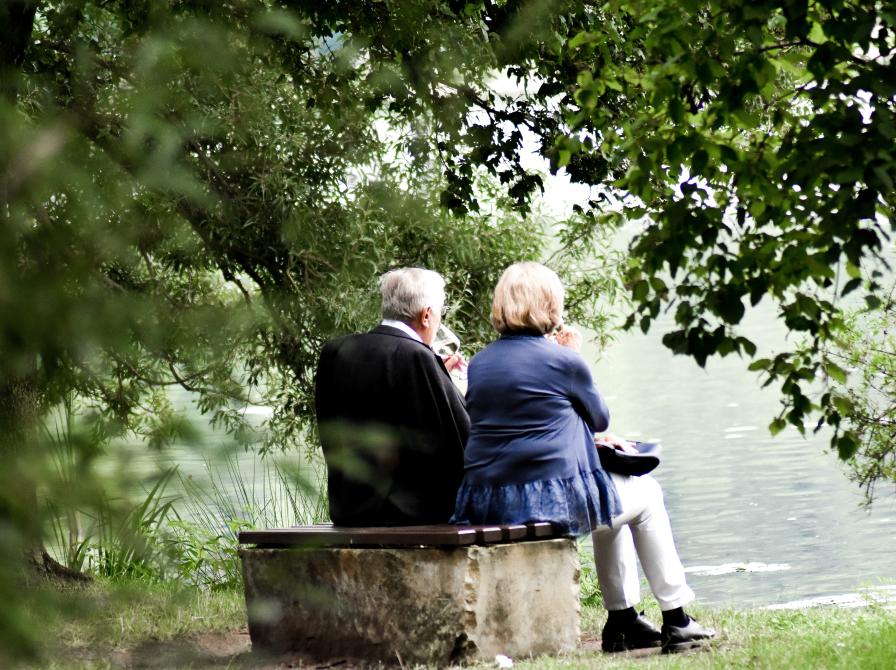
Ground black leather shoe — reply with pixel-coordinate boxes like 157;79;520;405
661;616;716;653
601;612;662;652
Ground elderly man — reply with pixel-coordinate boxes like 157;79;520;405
314;267;469;526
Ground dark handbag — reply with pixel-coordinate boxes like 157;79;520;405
597;441;661;476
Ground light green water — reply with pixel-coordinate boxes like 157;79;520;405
586;299;896;608
130;298;895;608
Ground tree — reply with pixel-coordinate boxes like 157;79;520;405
307;0;895;492
549;1;894;485
828;290;896;499
557;0;893;496
1;1;553;658
2;0;894;657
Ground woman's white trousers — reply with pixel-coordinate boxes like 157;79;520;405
591;473;695;611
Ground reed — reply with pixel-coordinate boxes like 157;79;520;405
41;397;178;581
161;449;328;588
40;393;329;587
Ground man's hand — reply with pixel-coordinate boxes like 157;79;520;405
442;352;468;375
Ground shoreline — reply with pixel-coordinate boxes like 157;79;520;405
18;577;896;669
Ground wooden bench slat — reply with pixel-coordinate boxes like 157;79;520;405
238;522;562;548
527;522;556;538
470;525;504;543
240;527;478;547
503;524;529;540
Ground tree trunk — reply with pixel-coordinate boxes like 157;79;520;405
0;0;38;103
0;365;92;583
1;2;91;583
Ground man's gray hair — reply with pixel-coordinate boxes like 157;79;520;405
379;267;446;323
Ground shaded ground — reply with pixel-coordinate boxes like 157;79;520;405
37;579;896;670
77;629;405;669
81;630;705;669
108;631;252;668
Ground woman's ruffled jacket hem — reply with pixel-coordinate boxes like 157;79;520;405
451;466;622;537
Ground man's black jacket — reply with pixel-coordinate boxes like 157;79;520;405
314;324;470;525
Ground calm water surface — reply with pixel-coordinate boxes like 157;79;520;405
585;301;896;608
143;301;895;608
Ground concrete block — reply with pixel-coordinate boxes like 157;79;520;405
239;538;580;665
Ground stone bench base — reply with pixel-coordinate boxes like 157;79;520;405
239;538;580;665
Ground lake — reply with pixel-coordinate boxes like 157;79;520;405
147;298;895;609
585;299;896;608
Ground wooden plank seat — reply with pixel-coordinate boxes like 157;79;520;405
238;521;561;548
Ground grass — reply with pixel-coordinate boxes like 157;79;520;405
25;578;246;669
23;577;896;669
522;603;896;669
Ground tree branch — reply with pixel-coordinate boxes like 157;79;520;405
0;0;39;104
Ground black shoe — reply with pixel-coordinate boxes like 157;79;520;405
601;612;662;652
661;615;716;653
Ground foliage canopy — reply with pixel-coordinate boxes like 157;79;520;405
1;0;895;658
322;0;896;488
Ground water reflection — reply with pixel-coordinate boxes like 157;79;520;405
585;301;896;607
136;299;896;607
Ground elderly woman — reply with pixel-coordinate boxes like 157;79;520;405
452;262;715;653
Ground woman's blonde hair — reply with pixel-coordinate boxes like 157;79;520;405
490;262;564;334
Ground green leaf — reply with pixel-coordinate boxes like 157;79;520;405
716;293;745;324
575;86;599;110
845;262;862;279
840;277;862;297
649;276;667;293
739;337;757;357
831;394;853;416
825;363;848;384
748;358;771;371
872;166;894;192
252;9;308;40
632;280;649;303
568;31;596;50
769;417;787;435
604;77;623;92
691;149;709;175
808;22;828;44
717;337;736;356
836;432;859;460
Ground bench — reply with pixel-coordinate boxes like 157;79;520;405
238;523;581;665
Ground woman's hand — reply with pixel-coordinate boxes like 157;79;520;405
553;325;583;353
595;432;638;453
